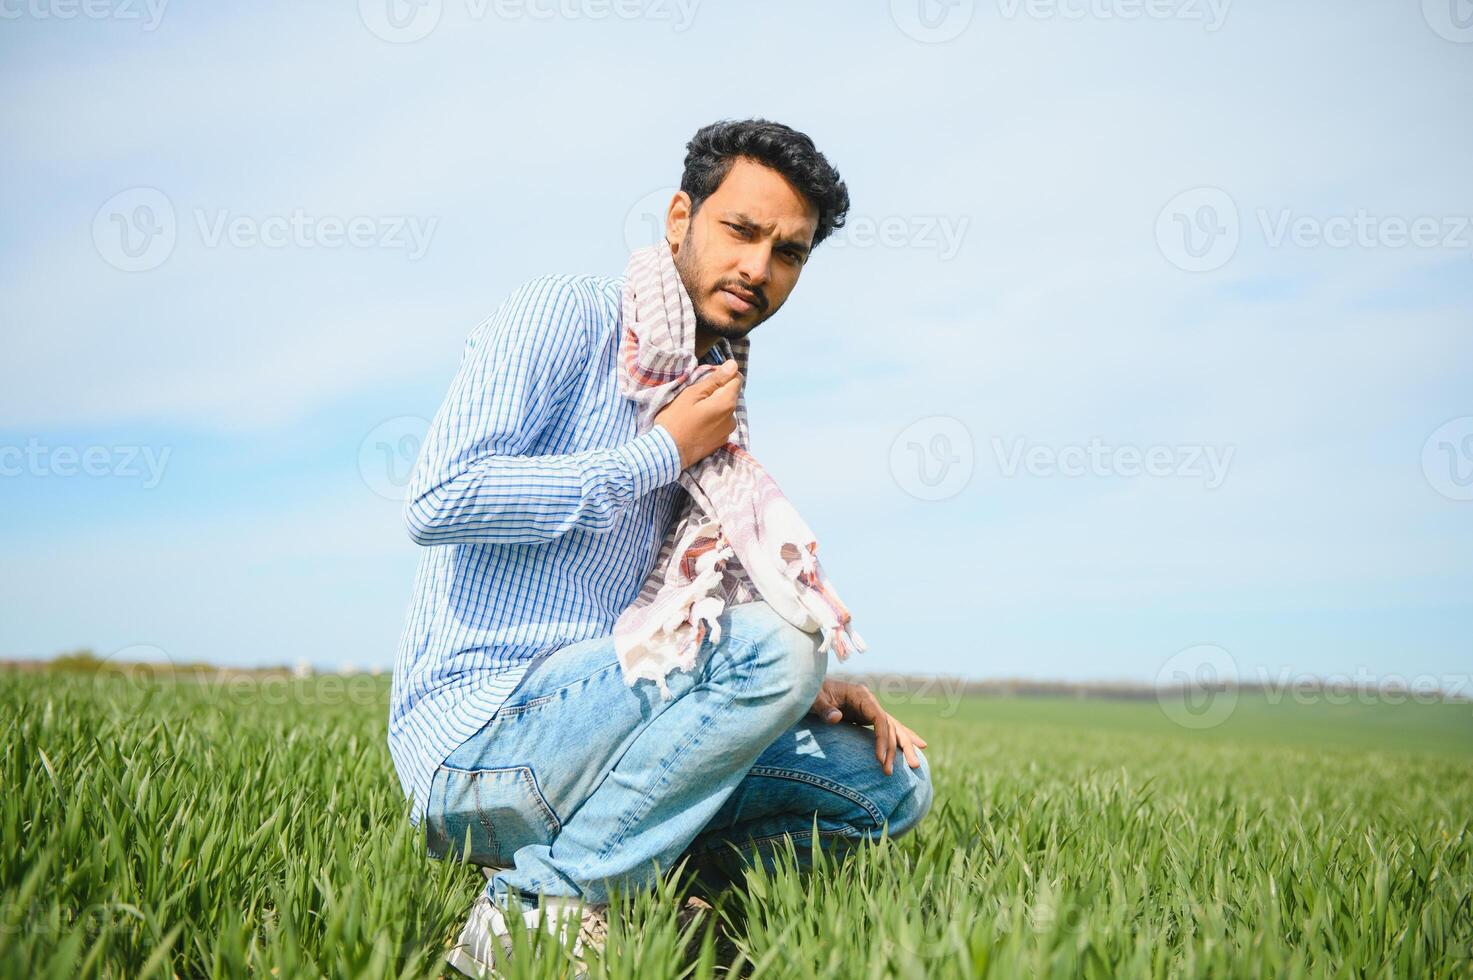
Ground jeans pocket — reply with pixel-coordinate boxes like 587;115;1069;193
425;764;561;868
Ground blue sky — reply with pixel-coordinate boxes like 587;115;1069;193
2;0;1470;687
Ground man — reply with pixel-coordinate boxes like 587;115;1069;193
389;118;934;977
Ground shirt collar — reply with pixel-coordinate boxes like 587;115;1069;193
701;337;733;365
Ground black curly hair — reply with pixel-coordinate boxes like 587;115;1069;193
680;118;851;250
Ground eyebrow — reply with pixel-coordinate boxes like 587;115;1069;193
725;212;812;257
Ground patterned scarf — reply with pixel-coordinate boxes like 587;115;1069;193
611;243;866;697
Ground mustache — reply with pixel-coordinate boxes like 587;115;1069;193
717;282;766;311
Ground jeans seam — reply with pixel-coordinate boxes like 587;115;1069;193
436;763;563;838
595;636;760;862
742;766;888;828
493;660;625;718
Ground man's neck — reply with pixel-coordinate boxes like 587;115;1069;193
694;328;715;360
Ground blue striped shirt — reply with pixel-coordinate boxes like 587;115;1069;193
388;272;731;821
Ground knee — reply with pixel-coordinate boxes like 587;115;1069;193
884;748;934;839
725;601;827;720
761;604;829;711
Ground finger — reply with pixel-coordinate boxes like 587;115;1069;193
713;374;743;406
868;696;897;776
808;690;842;723
848;685;883;725
889;713;928;749
897;726;922;769
693;363;739;396
875;712;895;775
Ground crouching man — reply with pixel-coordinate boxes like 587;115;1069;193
388;118;934;978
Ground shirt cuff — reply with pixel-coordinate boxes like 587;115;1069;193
616;424;684;499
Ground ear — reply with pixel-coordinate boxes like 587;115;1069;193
665;190;693;252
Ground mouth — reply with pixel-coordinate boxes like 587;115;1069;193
720;287;758;314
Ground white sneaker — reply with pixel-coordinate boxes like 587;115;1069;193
445;891;608;979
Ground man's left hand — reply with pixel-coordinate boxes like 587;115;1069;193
808;679;928;776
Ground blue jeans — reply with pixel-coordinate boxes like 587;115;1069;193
423;601;934;906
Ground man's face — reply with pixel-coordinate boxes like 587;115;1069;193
665;156;819;345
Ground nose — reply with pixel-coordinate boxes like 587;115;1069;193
735;243;771;292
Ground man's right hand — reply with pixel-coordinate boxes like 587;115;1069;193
654;359;743;471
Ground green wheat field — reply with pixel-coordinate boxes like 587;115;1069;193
4;668;1471;979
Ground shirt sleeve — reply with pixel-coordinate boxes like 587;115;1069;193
403;275;684;547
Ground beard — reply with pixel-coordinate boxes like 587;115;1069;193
671;229;763;342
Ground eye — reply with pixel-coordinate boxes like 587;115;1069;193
725;222;752;238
